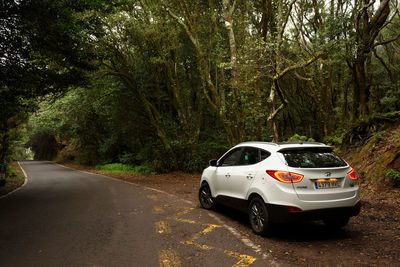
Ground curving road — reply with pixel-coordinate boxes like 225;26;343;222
0;161;270;266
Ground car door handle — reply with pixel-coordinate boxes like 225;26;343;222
246;174;253;179
225;173;231;178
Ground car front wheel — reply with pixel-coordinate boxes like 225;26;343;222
248;197;272;236
199;183;215;209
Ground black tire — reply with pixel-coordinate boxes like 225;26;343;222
199;183;215;209
248;197;272;236
323;216;349;229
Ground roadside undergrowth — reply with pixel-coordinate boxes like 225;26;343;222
95;163;156;175
0;162;25;197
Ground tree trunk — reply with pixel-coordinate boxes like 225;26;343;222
353;0;391;118
258;0;273;41
351;64;360;120
161;1;239;145
223;0;244;142
267;0;284;142
355;55;368;117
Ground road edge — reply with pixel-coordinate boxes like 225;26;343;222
0;161;29;200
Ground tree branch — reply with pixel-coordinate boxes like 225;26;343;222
373;32;400;47
373;48;392;80
273;51;322;81
370;0;390;29
267;80;288;121
280;0;297;39
158;0;200;50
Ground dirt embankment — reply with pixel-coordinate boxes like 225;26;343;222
342;125;400;186
340;125;400;225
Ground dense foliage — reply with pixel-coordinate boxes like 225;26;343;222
0;0;106;163
2;0;400;172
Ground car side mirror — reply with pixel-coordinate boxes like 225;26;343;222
209;159;218;167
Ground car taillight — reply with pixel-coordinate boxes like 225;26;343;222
286;206;302;212
347;168;358;180
266;170;304;183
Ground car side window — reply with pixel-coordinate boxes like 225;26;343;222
219;148;243;166
239;147;260;165
260;149;271;161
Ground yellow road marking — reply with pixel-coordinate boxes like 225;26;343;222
170;208;212;226
155;221;171;234
226;250;257;266
175;218;200;224
173;207;257;266
184;224;221;244
158;249;182;267
132;208;143;215
147;194;158;201
153;206;164;214
182;224;220;249
155;204;257;266
168;207;194;219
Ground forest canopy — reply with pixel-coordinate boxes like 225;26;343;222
2;0;400;172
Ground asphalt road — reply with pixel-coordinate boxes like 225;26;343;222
0;161;272;267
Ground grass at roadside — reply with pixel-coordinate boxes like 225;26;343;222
0;162;25;197
95;163;156;174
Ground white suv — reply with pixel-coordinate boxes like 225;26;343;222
199;142;361;235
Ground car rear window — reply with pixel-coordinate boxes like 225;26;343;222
280;148;347;168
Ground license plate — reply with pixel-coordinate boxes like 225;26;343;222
315;179;340;189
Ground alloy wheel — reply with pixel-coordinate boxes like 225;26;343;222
199;184;214;209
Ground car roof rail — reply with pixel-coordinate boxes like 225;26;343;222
237;141;279;146
277;141;326;145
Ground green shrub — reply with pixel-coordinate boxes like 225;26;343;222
96;163;134;172
288;134;316;142
169;140;229;173
95;163;156;174
4;165;24;182
323;135;343;146
6;165;16;179
118;152;137;165
380;88;400;112
75;146;99;166
131;165;156;174
371;131;385;143
386;168;400;181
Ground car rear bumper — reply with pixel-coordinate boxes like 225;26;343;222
267;202;361;223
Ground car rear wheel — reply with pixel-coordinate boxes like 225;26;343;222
323;216;349;229
248;197;272;236
199;183;215;209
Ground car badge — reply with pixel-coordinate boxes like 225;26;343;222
325;172;331;177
